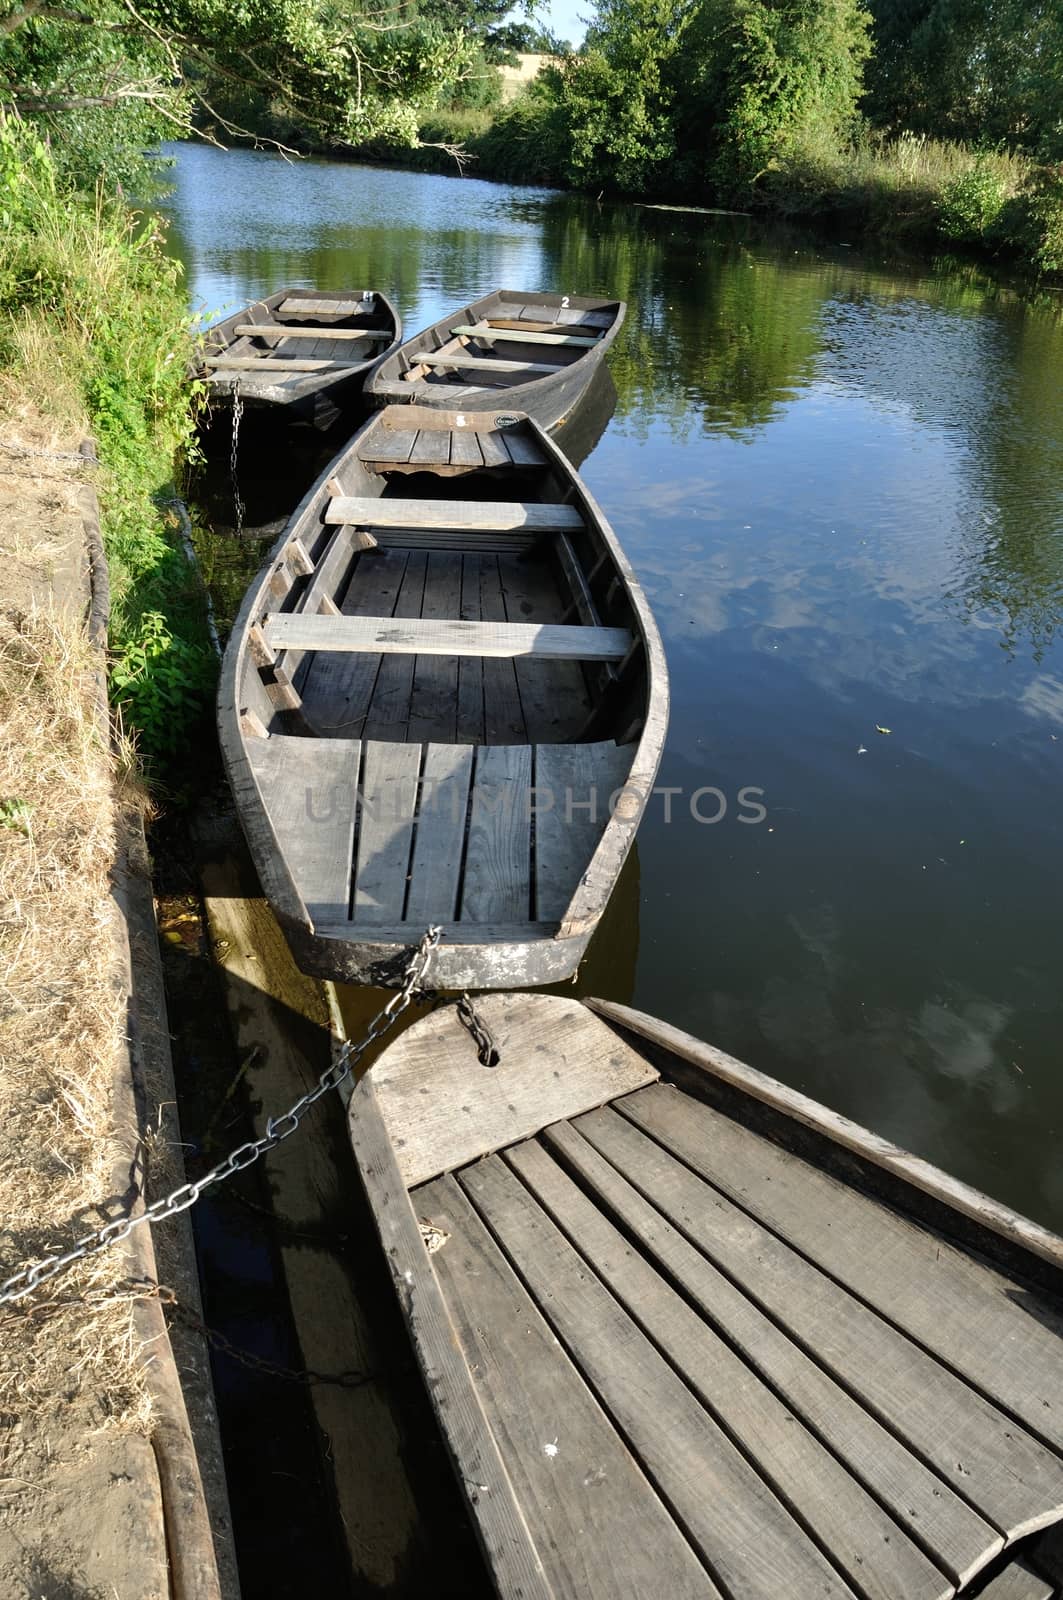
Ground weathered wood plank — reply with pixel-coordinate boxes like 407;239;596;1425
416;1174;719;1599
406;552;463;744
299;549;404;735
502;431;547;468
514;306;614;328
541;1116;1001;1590
410;353;561;375
409;429;452;466
974;1560;1054;1599
459;745;532;923
456;555;485;744
493;552;583;745
234;323;391;341
507;1136;952;1600
325;497;583;532
358;428;419;465
621;1083;1063;1457
575;1101;1063;1540
478;556;526;742
352;741;421;924
370;994;657;1187
205;356;361;372
278;296;370;317
347;1081;555;1599
267;614;632;661
534;743;632;920
447;429;484;469
252;735;359;922
362;551;427;739
478;431;512;469
459;1157;858;1600
452;324;600;348
403;744;474;924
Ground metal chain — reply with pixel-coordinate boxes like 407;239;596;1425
158;1285;380;1389
0;928;442;1308
229;375;244;538
456;991;499;1068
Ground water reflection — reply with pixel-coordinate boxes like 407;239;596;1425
164;144;1063;1233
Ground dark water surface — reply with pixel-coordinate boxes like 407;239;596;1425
164;142;1063;1234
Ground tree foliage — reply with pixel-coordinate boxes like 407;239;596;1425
0;0;487;185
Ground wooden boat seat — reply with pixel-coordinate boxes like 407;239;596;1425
356;425;546;472
205;355;362;372
277;296;370;317
407;353;563;375
252;735;633;927
324;496;583;532
264;614;632;661
349;992;1063;1600
451;322;601;347
232;323;392;341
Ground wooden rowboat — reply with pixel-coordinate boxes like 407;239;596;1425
365;289;625;435
349;993;1063;1600
217;404;667;990
198;287;402;419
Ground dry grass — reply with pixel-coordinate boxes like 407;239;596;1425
0;426;150;1465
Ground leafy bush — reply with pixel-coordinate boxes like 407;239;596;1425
939;160;1013;242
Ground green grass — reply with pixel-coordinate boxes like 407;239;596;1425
0;112;213;772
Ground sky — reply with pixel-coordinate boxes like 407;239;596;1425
515;0;588;46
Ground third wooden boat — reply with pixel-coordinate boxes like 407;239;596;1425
349;992;1063;1599
217;403;667;990
198;286;401;420
365;289;625;434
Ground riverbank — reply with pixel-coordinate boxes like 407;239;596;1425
347;104;1063;280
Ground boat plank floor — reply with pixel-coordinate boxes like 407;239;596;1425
417;1174;722;1600
619;1083;1063;1455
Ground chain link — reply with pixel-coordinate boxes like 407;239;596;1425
229;375;244;538
0;927;442;1308
456;991;499;1068
159;1285;381;1389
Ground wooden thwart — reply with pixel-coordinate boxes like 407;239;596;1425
264;614;632;661
451;323;600;348
205;356;360;372
233;323;392;341
277;296;369;316
324;497;583;532
409;353;561;375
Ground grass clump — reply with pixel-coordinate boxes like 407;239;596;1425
0;111;212;771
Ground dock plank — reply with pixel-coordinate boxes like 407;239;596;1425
460;745;532;923
575;1101;1063;1540
371;993;657;1187
541;1116;1000;1589
620;1083;1063;1457
534;743;632;920
417;1174;719;1599
252;735;359;923
403;744;474;925
506;1136;952;1600
458;1156;858;1600
352;741;421;923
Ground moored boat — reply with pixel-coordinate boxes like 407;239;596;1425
197;287;401;420
348;992;1063;1599
217;403;667;990
365;289;625;434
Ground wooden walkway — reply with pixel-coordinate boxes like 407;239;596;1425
350;995;1063;1600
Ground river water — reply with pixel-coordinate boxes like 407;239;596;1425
163;142;1063;1234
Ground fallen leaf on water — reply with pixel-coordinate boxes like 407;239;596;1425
857;745;868;755
875;725;892;735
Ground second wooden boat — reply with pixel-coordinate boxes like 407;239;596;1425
349;993;1063;1600
217;404;667;990
365;289;625;434
197;286;401;419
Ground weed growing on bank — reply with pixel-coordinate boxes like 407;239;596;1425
0;112;212;769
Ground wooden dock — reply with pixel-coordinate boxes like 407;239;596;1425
349;993;1063;1600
